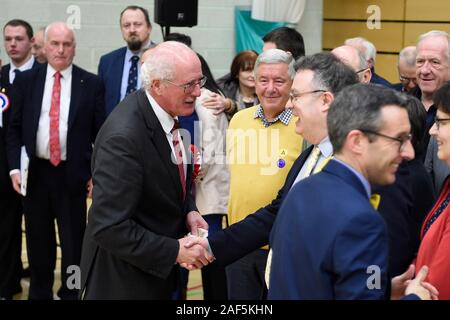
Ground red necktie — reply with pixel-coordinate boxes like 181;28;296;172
171;120;186;200
49;71;61;166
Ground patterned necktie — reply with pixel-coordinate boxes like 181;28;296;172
304;145;321;177
49;71;61;166
126;55;139;95
171;120;186;200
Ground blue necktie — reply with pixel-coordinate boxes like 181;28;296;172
126;55;139;95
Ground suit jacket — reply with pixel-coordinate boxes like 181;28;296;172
370;70;393;88
97;47;127;115
6;64;105;192
268;159;390;299
425;136;450;194
208;145;314;266
80;89;197;299
0;61;41;193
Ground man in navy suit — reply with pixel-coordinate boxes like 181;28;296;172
268;84;434;300
98;5;156;115
6;22;105;300
183;53;359;271
0;19;41;300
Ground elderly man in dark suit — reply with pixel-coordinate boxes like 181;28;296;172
7;22;105;300
98;5;156;116
269;84;437;300
80;41;210;300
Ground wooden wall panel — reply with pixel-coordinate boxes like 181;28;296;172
405;0;450;21
323;0;405;20
376;54;399;84
404;23;450;46
323;21;404;52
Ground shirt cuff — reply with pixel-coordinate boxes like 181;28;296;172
9;169;20;176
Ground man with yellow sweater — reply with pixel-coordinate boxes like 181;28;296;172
225;49;302;300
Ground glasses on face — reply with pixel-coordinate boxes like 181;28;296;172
399;75;417;85
163;76;207;93
435;116;450;130
360;129;412;152
289;90;326;104
356;68;369;74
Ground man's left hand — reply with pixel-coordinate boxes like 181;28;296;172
186;211;208;236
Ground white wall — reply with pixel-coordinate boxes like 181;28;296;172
0;0;322;79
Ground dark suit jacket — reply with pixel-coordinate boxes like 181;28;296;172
370;70;393;88
6;64;105;192
80;89;197;299
268;159;390;299
98;47;127;115
0;61;41;193
209;145;314;266
373;161;434;277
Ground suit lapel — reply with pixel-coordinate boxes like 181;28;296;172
323;159;368;199
136;90;184;201
31;65;47;143
114;48;126;104
68;65;81;131
283;145;314;194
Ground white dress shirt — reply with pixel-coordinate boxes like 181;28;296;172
145;91;187;178
36;64;72;161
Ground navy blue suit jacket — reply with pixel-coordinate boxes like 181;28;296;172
268;159;390;299
208;145;314;266
98;47;127;115
6;64;106;192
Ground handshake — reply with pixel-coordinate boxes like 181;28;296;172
176;228;215;270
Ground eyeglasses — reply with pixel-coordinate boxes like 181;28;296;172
435;116;450;130
163;76;207;93
356;68;369;74
399;75;417;84
289;90;326;104
360;129;412;152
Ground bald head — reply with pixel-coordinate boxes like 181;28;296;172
141;41;200;89
332;45;371;83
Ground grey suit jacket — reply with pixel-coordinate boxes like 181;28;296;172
424;136;450;193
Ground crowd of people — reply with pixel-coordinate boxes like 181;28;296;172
0;5;449;300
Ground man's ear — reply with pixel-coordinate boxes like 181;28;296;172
321;91;334;113
152;79;164;95
346;129;367;155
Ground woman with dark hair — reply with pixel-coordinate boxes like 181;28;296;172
214;50;259;117
415;82;450;299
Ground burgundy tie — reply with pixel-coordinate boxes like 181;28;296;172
49;71;61;166
171;120;186;200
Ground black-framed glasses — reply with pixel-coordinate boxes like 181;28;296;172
399;75;417;84
163;76;207;93
356;67;369;74
289;90;326;104
360;129;412;152
435;117;450;130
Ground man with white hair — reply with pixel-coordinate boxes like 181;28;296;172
80;41;211;299
393;46;417;93
7;22;105;299
345;36;393;88
331;45;372;83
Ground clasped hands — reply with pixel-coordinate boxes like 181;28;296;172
176;211;214;270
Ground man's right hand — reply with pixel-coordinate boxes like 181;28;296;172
10;173;21;195
176;237;211;270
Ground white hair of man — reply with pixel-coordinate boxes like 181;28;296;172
44;21;75;44
417;30;450;63
254;48;296;80
140;41;194;89
345;37;377;65
398;46;416;67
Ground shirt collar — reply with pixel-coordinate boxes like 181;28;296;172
46;63;73;79
253;104;293;127
333;158;372;198
11;56;35;72
145;90;177;134
317;136;333;158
